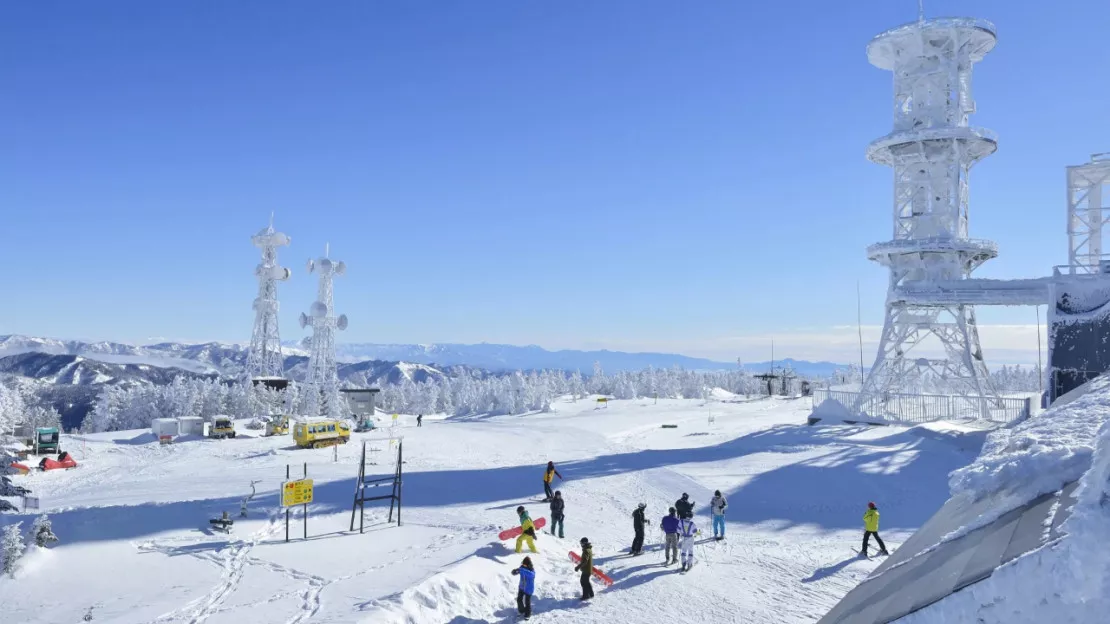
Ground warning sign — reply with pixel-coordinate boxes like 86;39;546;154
281;479;314;507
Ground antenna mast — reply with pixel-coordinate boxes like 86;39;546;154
300;247;349;418
247;219;292;378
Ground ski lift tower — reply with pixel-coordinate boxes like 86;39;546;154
1066;154;1110;274
246;217;292;379
300;246;349;419
856;11;1004;416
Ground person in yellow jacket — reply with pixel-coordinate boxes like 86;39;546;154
515;505;539;554
543;461;563;501
862;502;889;556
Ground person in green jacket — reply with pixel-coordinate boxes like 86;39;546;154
862;502;889;556
574;537;595;600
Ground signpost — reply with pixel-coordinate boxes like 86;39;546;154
281;464;313;542
22;496;39;512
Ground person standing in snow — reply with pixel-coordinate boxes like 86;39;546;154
549;491;565;538
515;506;539;554
862;502;889;556
542;461;563;501
416;414;422;427
631;502;648;555
511;556;535;619
678;515;699;572
710;490;728;540
574;537;595;600
675;493;695;519
660;507;680;566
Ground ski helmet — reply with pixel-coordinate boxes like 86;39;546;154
681;493;689;499
714;490;721;496
517;505;525;514
868;501;876;509
637;502;646;509
580;537;589;545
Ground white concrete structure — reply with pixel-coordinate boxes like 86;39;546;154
246;216;292;379
177;416;204;436
857;14;1005;415
299;245;348;419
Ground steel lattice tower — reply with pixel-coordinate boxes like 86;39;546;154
246;219;291;378
300;246;348;419
856;14;1003;416
1067;154;1110;273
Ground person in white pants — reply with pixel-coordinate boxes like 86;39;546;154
678;516;699;571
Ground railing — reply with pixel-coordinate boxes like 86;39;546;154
811;388;1034;426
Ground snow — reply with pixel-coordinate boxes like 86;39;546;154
0;396;978;623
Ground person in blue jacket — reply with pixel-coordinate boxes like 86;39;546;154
660;507;681;566
511;556;535;619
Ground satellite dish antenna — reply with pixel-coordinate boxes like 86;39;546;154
337;314;348;331
307;259;315;274
319;258;333;273
270;266;291;281
311;301;328;317
299;312;309;328
335;261;346;276
272;232;290;247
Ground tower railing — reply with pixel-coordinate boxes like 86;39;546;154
814;388;1033;426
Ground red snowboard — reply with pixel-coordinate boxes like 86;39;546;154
569;551;614;586
498;517;546;541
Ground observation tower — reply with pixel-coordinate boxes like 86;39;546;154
856;14;1004;413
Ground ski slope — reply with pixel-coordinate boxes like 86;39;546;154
0;395;979;623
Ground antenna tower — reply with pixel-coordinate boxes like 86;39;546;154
856;14;1003;415
247;217;292;378
299;246;349;419
1066;154;1110;273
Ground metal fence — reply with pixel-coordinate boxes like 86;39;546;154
811;388;1034;426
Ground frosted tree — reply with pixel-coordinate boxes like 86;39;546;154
29;514;58;548
2;522;25;577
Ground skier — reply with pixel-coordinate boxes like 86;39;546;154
862;502;889;556
710;490;728;540
511;556;535;619
678;514;699;572
660;506;680;566
542;461;563;501
515;506;539;554
549;491;565;538
574;537;595;600
675;492;695;519
417;414;423;427
631;502;647;555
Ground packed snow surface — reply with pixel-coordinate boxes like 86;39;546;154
0;396;977;623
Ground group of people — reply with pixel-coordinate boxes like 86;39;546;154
506;460;891;618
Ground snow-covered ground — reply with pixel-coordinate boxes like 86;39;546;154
0;395;979;623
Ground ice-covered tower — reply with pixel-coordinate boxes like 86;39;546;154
246;218;292;378
299;246;348;419
1067;154;1110;273
856;14;1003;413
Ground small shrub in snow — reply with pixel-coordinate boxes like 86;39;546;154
30;514;58;548
2;522;25;577
245;417;266;430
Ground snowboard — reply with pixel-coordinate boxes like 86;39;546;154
499;517;546;541
569;551;614;586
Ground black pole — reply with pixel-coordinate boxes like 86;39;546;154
303;462;308;540
397;440;403;526
285;464;290;543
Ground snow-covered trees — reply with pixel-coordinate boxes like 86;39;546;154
2;522;25;577
29;514;57;548
0;379;28;436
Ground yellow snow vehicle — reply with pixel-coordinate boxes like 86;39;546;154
264;415;290;437
293;418;350;449
208;415;236;439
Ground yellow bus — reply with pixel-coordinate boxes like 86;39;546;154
292;418;351;449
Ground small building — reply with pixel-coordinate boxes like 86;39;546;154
341;388;380;417
177;416;205;436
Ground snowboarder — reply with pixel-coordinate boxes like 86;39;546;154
549;491;565;538
631;502;647;555
574;537;595;600
542;461;563;501
710;490;728;540
862;502;889;556
661;507;680;566
515;506;539;554
678;515;699;572
675;492;695;519
511;556;535;619
416;414;423;427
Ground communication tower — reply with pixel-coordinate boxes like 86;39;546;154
300;245;349;419
247;217;292;378
856;12;1003;414
1067;154;1110;273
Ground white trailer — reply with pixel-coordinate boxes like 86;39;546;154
152;418;180;444
177;416;204;436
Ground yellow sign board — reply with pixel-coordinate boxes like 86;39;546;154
281;478;314;507
597;398;608;403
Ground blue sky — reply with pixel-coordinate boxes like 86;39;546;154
1;1;1106;364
